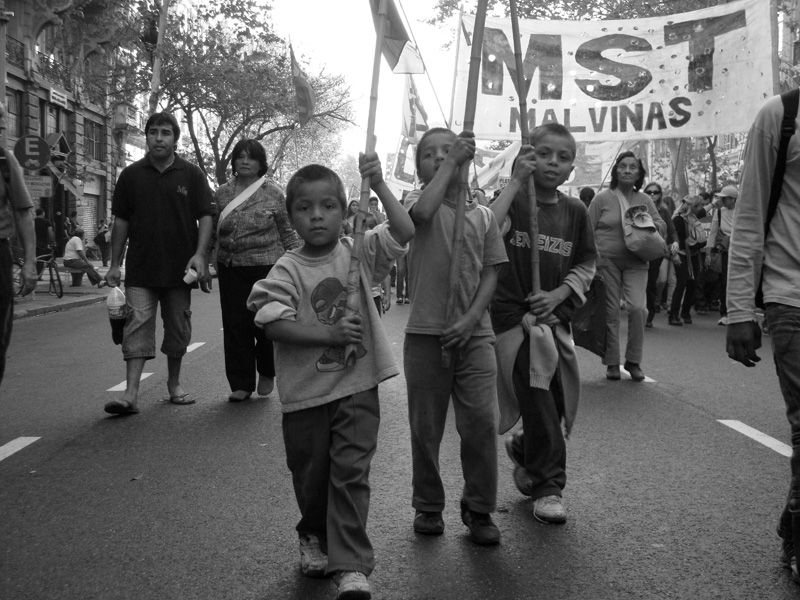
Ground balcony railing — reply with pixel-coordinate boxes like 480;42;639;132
6;36;23;69
37;51;72;91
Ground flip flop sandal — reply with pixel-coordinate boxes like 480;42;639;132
168;393;195;405
104;399;139;415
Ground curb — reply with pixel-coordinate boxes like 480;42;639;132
13;295;106;320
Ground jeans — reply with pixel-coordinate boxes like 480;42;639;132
646;257;663;320
404;333;498;514
768;304;800;549
122;285;192;360
597;259;647;365
283;389;380;576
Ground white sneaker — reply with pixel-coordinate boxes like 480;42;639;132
533;495;567;524
334;571;371;599
299;534;327;578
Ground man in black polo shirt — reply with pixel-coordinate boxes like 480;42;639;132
104;112;213;415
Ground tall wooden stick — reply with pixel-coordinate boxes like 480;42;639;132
343;0;387;367
442;0;489;368
509;0;540;293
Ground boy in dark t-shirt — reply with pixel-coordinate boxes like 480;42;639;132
490;123;596;524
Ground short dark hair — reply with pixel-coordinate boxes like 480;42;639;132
144;112;180;142
230;139;268;177
285;164;346;215
415;126;455;176
579;187;595;203
609;151;646;191
530;123;576;158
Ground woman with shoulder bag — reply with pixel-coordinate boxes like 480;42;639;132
588;152;666;382
212;139;301;402
669;195;708;326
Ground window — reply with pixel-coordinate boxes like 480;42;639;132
84;119;107;161
6;91;23;138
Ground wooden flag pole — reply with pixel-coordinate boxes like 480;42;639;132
509;0;540;294
442;0;489;368
344;0;387;367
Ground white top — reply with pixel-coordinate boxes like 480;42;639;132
63;236;84;261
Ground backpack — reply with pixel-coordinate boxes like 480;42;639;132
686;213;707;248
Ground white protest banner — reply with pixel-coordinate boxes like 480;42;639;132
452;0;773;142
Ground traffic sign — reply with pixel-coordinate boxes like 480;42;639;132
23;174;52;198
14;135;50;171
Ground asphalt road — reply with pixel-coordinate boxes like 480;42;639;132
1;290;797;600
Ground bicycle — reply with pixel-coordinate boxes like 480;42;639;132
12;251;63;298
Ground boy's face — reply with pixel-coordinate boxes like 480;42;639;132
417;131;457;184
532;134;574;189
289;180;344;256
368;199;379;212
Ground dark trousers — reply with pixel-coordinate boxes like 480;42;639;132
670;252;700;318
719;251;729;316
646;257;663;320
218;264;275;392
35;246;49;277
283;389;380;575
396;255;408;298
510;334;566;499
0;240;12;386
768;306;800;557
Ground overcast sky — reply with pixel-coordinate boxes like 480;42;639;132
270;1;458;161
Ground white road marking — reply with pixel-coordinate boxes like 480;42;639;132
187;342;205;353
718;420;792;457
107;372;153;392
620;367;656;383
0;437;41;462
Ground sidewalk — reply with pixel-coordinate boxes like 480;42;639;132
13;260;114;320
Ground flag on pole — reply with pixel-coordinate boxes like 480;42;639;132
402;74;428;142
369;0;425;74
290;45;315;126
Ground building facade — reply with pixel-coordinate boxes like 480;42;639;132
4;0;144;251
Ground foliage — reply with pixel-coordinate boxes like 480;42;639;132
153;0;355;185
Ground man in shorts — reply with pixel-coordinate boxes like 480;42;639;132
104;111;213;415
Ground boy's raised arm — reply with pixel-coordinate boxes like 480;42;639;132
412;131;475;224
359;152;414;245
490;145;536;225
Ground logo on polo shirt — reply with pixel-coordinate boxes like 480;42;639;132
176;185;188;196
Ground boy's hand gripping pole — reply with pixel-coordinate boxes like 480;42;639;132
344;0;387;367
441;0;489;368
509;0;540;294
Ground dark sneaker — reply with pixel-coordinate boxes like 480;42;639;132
334;571;371;599
532;495;567;524
504;435;533;496
460;501;500;545
624;361;645;382
606;365;621;380
413;510;444;535
668;315;683;326
299;533;327;578
681;313;693;324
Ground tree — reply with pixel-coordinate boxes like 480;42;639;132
154;0;355;186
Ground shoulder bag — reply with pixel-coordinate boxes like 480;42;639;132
216;174;268;238
615;190;667;261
